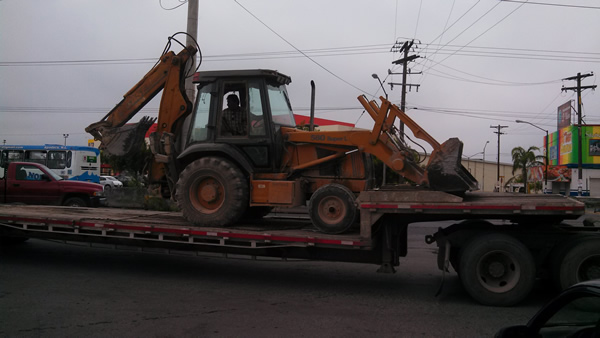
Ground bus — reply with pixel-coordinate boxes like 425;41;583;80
0;145;101;183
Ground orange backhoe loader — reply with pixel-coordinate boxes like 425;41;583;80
86;42;477;234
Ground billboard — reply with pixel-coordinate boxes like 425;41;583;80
557;101;571;130
551;125;600;166
590;139;600;156
547;166;571;182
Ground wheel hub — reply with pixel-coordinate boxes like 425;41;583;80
190;176;225;213
200;184;218;203
488;261;506;278
318;196;346;225
579;255;600;280
477;251;520;293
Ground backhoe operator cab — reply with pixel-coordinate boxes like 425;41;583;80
184;69;295;172
174;70;318;229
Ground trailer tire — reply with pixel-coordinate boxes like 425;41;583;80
63;197;88;207
308;184;357;234
459;233;535;306
556;238;600;291
548;234;589;291
176;157;248;227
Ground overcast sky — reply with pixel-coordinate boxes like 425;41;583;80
1;0;598;164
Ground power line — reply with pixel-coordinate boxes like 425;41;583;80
418;0;481;72
159;0;188;11
501;0;600;10
425;66;561;86
422;0;529;75
2;43;598;67
233;0;372;95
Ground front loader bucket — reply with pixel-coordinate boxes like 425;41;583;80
96;116;156;157
426;138;479;194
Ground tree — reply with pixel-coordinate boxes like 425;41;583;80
511;146;544;193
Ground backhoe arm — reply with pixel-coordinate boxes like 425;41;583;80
284;96;478;193
85;46;197;157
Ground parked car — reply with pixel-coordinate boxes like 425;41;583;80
115;174;134;187
1;162;105;207
100;176;123;190
496;280;600;337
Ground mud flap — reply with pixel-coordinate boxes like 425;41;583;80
98;116;156;157
427;138;479;193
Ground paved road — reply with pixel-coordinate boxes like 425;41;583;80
1;222;559;337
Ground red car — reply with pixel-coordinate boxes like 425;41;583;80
0;162;105;207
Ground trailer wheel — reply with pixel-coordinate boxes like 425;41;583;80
556;238;600;291
459;233;535;306
176;157;248;227
308;184;357;234
63;197;88;207
548;235;589;291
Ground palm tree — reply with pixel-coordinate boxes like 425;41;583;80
511;146;544;193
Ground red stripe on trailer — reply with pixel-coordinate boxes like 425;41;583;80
360;204;521;210
410;205;520;210
0;215;74;225
535;205;585;211
360;204;399;209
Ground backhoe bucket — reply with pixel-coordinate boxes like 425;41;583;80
96;116;156;157
426;138;479;194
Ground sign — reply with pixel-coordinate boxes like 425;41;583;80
557;101;571;130
590;139;600;156
547;165;571;182
528;166;544;182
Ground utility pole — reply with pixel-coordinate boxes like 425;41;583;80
185;0;199;103
490;125;507;192
561;72;597;196
390;40;421;139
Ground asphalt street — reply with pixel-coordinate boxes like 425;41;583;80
0;221;559;337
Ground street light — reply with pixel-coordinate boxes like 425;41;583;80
515;120;548;192
63;134;69;146
371;74;388;99
372;73;388;185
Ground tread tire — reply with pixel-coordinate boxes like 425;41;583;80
557;237;600;291
176;157;248;227
63;197;88;207
459;233;535;306
308;183;357;234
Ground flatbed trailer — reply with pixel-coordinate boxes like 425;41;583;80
1;190;599;306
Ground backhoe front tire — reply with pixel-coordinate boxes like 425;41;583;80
176;157;248;227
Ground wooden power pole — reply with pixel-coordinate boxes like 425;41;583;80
490;125;508;191
185;0;199;103
561;72;597;195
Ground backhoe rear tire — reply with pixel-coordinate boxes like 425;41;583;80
308;184;357;234
176;157;248;227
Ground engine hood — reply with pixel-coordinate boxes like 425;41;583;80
59;180;104;192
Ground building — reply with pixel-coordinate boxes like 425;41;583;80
535;124;600;196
